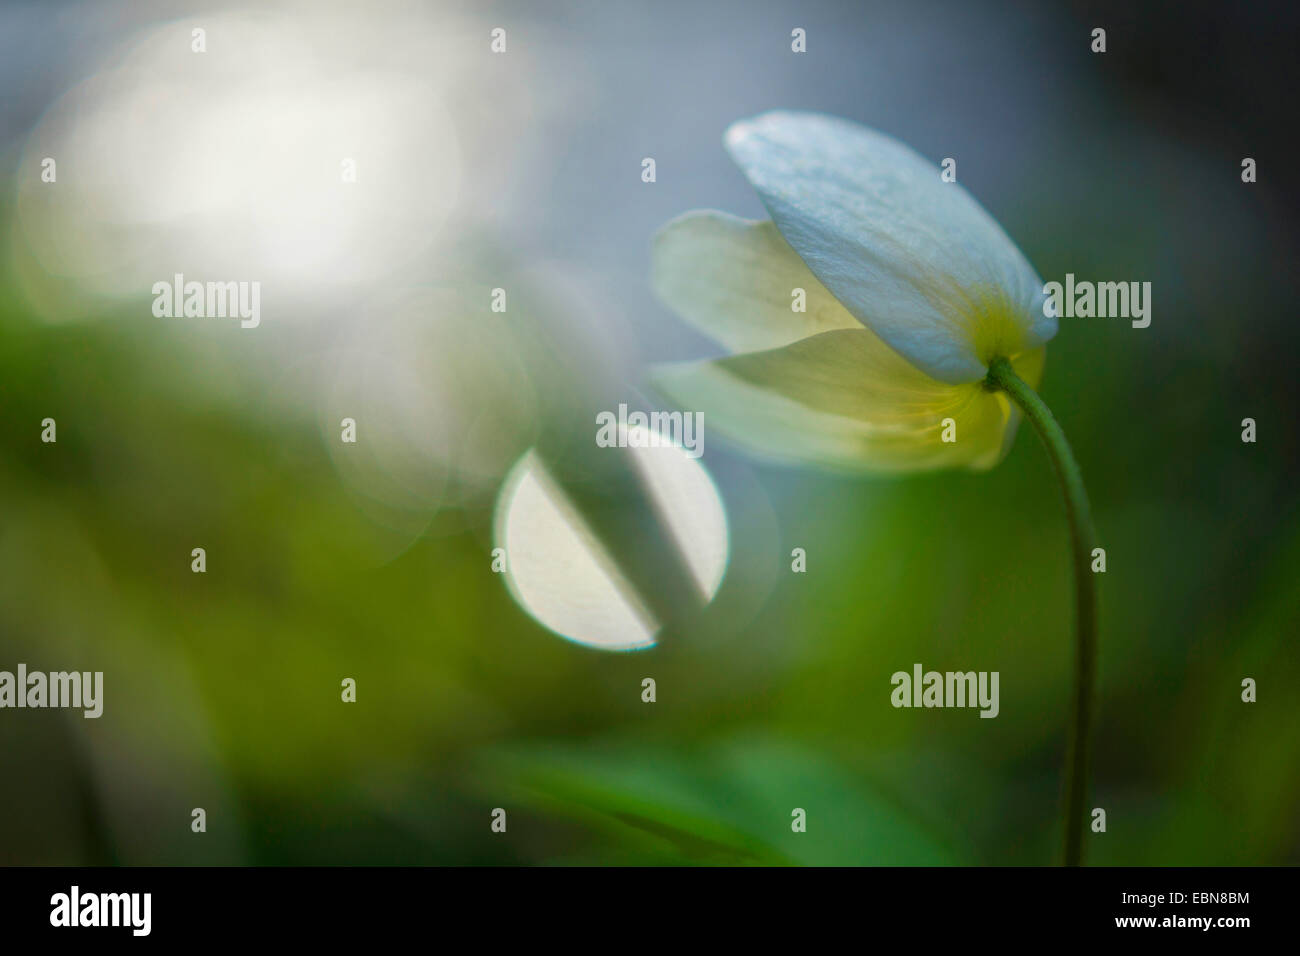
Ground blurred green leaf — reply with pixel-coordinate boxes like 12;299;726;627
484;737;960;865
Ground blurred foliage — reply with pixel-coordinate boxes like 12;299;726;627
2;237;1295;864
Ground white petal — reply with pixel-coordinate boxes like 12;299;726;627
653;330;1045;473
652;210;863;353
725;111;1055;384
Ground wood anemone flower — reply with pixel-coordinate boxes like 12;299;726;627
651;110;1057;472
651;111;1099;867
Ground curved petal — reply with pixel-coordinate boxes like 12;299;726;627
724;111;1055;384
652;210;863;353
652;328;1044;473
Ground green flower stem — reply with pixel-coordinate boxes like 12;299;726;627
986;357;1098;867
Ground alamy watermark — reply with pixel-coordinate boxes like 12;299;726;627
1043;274;1150;328
152;273;261;328
0;664;102;718
595;403;703;458
891;663;999;718
50;886;150;936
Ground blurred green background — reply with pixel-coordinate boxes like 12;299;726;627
0;0;1296;865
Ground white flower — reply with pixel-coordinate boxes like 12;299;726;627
652;111;1057;472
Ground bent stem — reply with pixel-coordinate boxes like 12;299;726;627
986;357;1098;867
